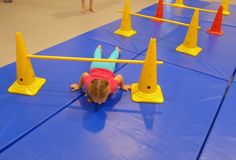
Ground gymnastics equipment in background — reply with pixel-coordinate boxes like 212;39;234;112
115;0;201;38
153;0;164;22
8;32;164;104
221;0;230;15
176;9;202;56
162;0;230;15
207;6;224;35
173;0;185;7
153;1;224;36
152;0;224;36
153;0;204;56
114;0;137;37
131;38;164;103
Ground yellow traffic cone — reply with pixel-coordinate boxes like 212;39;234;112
174;0;185;7
114;0;137;38
221;0;230;15
131;38;164;103
8;32;46;96
176;9;202;56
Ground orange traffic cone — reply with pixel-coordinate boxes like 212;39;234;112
207;6;224;36
153;0;164;23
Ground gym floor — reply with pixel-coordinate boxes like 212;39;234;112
1;0;235;67
0;0;154;67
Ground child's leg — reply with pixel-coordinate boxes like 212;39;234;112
103;47;120;72
90;45;103;69
90;46;120;72
81;0;86;13
89;0;96;12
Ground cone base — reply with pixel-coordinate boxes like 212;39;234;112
114;29;137;38
176;44;202;56
8;77;46;96
223;11;230;16
207;29;224;36
173;3;186;8
131;83;164;103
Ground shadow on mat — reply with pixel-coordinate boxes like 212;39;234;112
77;90;123;133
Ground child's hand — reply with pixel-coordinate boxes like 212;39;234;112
121;84;131;91
70;83;81;91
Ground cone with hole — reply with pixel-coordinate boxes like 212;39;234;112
114;0;136;37
221;0;230;15
207;6;224;36
131;38;164;103
153;0;164;22
176;9;202;56
8;32;46;96
174;0;185;7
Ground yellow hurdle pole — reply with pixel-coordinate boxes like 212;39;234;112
163;2;217;13
119;10;201;29
28;54;164;65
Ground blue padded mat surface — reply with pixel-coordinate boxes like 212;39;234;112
82;18;149;54
201;2;236;27
141;1;236;27
141;0;209;17
0;36;138;151
136;9;194;39
0;56;228;160
199;80;236;160
154;20;236;81
82;15;191;54
83;9;236;81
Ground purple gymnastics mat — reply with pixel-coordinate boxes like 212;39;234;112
0;55;228;160
0;36;138;152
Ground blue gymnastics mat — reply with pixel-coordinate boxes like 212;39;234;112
199;73;236;160
141;0;209;16
141;1;236;27
82;15;192;54
0;36;139;152
82;18;149;54
83;8;236;81
156;20;236;81
0;55;228;160
201;2;236;27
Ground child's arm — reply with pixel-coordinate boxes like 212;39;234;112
71;72;89;91
114;74;131;91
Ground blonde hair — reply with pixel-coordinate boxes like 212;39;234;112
88;79;110;100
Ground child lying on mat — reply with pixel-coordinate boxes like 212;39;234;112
71;45;130;104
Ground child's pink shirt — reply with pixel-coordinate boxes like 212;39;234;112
83;68;119;94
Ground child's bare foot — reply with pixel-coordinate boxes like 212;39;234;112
115;46;121;53
89;8;96;12
70;83;80;91
97;45;103;53
81;8;86;13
